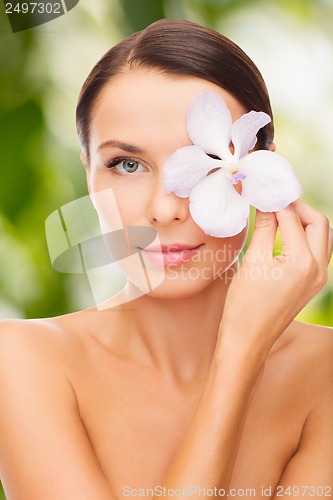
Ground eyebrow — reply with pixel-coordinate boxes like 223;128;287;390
97;140;145;154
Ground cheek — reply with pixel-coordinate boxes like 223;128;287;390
89;175;149;229
111;183;149;226
89;187;125;234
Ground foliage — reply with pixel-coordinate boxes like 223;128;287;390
118;0;165;33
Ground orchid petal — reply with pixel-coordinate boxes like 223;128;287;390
231;111;271;159
189;169;249;237
163;145;220;198
239;151;302;212
187;92;233;161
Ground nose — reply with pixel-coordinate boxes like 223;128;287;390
147;173;190;227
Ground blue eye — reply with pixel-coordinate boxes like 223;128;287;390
120;160;139;173
104;157;146;174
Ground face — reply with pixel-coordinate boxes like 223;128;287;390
83;69;248;299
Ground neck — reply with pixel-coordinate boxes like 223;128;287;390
105;263;236;383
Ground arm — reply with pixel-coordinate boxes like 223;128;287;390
159;201;332;496
272;379;333;498
0;321;115;500
160;342;266;493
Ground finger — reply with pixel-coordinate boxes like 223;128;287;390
246;210;277;255
275;203;310;257
292;200;330;265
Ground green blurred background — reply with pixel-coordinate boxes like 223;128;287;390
0;0;332;497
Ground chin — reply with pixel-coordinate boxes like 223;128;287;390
143;263;230;300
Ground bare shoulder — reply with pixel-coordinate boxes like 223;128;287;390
0;311;97;406
0;314;80;424
0;307;97;361
0;313;113;499
273;320;333;397
288;320;333;370
0;315;82;375
269;323;333;487
297;321;333;394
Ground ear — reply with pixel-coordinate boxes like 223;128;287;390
80;151;91;194
80;151;88;169
268;142;276;152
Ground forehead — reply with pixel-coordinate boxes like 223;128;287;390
89;69;246;155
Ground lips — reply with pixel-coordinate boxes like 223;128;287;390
139;243;203;266
145;243;202;252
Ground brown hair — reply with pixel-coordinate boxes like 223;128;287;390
76;19;274;160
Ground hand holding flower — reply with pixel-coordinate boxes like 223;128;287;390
218;201;332;358
163;92;302;238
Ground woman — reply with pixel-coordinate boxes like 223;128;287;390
0;19;332;499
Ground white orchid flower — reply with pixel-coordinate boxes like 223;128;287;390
163;92;302;237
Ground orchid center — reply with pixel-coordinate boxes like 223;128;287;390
222;160;246;185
